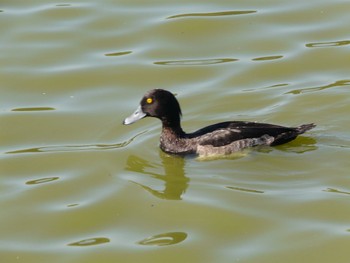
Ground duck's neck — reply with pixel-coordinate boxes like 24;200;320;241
161;122;185;138
162;125;185;136
159;115;184;134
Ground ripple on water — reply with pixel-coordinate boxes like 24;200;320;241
154;58;238;66
167;10;257;19
11;107;56;112
286;79;350;95
68;237;110;247
137;232;188;246
6;131;146;155
306;39;350;48
1;0;350;262
104;51;133;57
25;176;60;185
252;55;284;61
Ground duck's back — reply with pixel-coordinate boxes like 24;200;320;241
187;121;315;147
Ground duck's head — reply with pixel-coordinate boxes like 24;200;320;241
123;89;182;127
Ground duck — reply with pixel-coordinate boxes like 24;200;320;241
123;89;315;156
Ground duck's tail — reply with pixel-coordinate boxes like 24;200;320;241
271;123;316;146
296;123;316;134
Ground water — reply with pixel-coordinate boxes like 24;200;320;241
1;0;350;262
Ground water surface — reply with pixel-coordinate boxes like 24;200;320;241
1;0;350;262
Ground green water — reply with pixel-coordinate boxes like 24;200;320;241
1;0;350;262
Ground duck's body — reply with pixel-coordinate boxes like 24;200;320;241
159;121;314;156
123;89;315;156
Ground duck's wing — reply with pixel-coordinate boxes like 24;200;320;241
190;121;315;147
195;128;245;147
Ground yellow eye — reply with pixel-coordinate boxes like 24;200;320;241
146;98;153;104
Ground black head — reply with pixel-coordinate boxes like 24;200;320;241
123;89;182;128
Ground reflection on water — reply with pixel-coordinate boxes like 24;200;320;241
125;151;189;200
274;137;318;154
138;232;187;246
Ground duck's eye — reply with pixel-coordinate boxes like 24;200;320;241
146;98;153;104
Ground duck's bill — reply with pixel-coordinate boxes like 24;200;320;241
123;105;147;125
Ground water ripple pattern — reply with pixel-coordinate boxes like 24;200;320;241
167;10;257;19
1;1;350;263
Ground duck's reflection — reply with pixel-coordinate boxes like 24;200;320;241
124;136;317;200
125;151;189;200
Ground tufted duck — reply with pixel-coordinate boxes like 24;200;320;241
123;89;315;156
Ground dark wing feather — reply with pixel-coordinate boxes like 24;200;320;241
188;121;315;147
